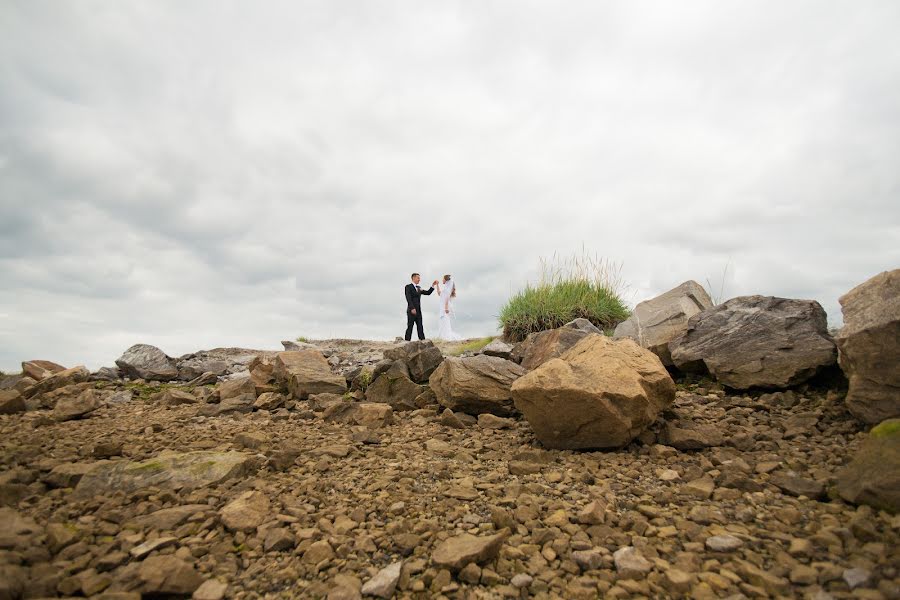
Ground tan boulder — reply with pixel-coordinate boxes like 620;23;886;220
836;419;900;513
383;340;444;383
273;350;346;400
218;376;257;401
428;355;525;417
613;280;713;365
511;335;675;449
150;388;197;406
835;270;900;423
138;555;203;595
21;360;66;381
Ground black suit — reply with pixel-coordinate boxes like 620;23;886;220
405;282;434;340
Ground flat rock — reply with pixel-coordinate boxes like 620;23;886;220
429;355;525;417
115;344;178;381
74;451;257;498
614;280;713;365
836;269;900;423
769;471;825;499
705;534;743;552
22;365;89;398
431;529;509;571
45;462;94;488
192;579;229;600
53;388;103;421
324;401;394;428
669;295;836;389
132;504;210;530
659;421;724;450
130;536;178;559
151;388;198;406
512;335;675;449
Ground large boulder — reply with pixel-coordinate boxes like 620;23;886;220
22;366;89;399
668;296;836;389
273;350;346;400
511;335;675;449
836;419;900;514
21;360;66;381
383;340;444;383
835;270;900;424
511;320;599;370
429;355;526;417
115;344;178;381
74;451;258;498
613;280;713;366
365;365;425;411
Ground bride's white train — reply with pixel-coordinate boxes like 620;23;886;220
435;275;462;341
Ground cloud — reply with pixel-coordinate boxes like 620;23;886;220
1;0;899;371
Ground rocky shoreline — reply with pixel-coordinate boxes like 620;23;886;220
0;270;897;599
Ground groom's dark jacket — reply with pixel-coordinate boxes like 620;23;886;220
405;283;434;313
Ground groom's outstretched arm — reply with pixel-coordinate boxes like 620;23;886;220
421;286;435;295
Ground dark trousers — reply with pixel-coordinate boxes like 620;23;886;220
405;309;424;340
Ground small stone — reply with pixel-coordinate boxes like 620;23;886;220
790;564;818;585
431;529;509;571
457;562;482;584
360;561;402;598
613;546;652;579
576;499;607;525
477;413;514;429
571;548;605;571
664;568;693;593
511;573;533;588
843;567;870;590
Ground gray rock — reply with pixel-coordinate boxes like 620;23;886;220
115;344;178;381
429;355;525;417
835;269;900;423
613;280;713;365
669;296;836;389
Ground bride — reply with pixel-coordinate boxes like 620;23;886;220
435;274;462;341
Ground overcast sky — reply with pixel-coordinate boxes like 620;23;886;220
1;1;899;372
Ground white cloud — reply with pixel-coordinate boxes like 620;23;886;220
1;0;899;370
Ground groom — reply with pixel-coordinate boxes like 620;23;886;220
405;273;437;341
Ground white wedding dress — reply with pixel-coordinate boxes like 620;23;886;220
436;280;462;341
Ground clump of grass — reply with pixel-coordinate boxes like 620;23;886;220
296;336;310;343
499;250;630;342
449;337;495;356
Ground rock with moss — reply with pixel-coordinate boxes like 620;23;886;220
73;451;258;498
836;419;900;513
835;269;900;424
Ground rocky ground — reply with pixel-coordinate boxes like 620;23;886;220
1;339;898;600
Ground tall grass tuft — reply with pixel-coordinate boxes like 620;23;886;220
499;251;630;342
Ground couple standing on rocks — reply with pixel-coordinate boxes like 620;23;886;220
405;272;461;342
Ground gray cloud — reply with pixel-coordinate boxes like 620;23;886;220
1;0;899;371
